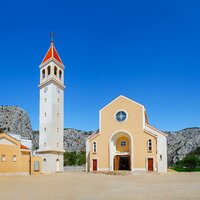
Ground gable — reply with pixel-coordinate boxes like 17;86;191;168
0;137;17;146
99;96;145;134
100;95;144;112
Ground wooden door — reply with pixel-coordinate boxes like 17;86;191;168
93;159;97;171
148;158;153;171
114;156;119;171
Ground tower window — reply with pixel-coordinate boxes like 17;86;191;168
57;113;59;118
44;143;46;147
148;139;152;152
57;128;59;132
57;143;59;147
42;69;45;79
44;128;46;132
59;70;62;79
47;66;51;76
57;98;60;103
44;113;47;117
45;98;47;103
54;66;57;76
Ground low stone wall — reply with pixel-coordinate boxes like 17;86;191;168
64;166;85;172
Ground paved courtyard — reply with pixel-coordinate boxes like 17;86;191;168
0;171;200;200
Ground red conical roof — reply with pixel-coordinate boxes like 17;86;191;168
42;43;63;65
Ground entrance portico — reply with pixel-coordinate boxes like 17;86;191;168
110;131;133;171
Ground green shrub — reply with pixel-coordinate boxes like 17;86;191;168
64;151;86;166
182;155;199;170
172;154;200;172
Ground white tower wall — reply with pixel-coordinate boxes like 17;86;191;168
37;41;65;174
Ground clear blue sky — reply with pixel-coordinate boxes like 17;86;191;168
1;0;200;131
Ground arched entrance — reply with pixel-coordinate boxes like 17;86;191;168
110;132;132;171
56;159;60;172
42;158;47;173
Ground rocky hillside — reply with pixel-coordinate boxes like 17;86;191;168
166;128;200;164
1;106;200;164
0;106;32;139
32;129;93;151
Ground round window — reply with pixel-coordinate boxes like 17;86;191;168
120;141;126;146
116;111;127;122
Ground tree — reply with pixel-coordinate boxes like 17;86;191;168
183;155;199;170
64;151;86;166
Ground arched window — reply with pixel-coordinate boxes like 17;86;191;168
43;158;47;162
47;66;51;76
59;70;62;79
93;142;97;153
42;69;45;79
44;143;46;147
148;139;152;152
54;66;57;76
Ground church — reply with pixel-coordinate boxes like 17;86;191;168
86;95;167;173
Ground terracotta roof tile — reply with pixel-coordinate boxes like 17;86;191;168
42;44;63;65
20;144;30;150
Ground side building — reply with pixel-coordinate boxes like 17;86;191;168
86;95;167;173
0;132;41;175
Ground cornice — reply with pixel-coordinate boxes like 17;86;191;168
39;77;65;90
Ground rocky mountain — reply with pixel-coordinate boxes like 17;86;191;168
1;106;200;164
31;129;93;151
166;128;200;164
0;106;32;139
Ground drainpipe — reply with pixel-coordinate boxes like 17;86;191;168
29;152;31;175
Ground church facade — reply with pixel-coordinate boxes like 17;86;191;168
36;37;65;173
86;95;167;173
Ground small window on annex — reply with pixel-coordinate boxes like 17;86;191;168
34;161;40;172
148;139;152;152
1;154;5;162
12;155;17;162
93;142;97;153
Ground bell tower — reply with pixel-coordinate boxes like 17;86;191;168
37;34;65;173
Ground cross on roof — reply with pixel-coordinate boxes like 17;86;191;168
50;32;55;44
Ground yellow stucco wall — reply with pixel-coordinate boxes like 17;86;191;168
88;96;157;171
116;136;130;152
0;133;43;175
0;133;31;174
